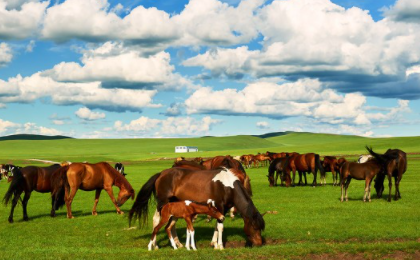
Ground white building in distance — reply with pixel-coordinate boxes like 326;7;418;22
175;146;198;153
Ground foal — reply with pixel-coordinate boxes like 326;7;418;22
148;199;225;251
339;160;383;202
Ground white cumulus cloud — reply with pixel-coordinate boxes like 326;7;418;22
75;107;106;121
0;42;13;67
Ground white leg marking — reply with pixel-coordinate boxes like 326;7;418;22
152;210;160;229
186;229;191;250
191;231;197;251
217;222;224;250
169;237;178;250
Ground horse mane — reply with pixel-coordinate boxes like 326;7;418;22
232;181;265;231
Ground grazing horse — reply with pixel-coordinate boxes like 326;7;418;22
267;157;289;187
129;167;265;249
368;148;407;202
240;154;254;168
2;164;62;223
172;160;205;170
254;154;271;167
114;162;126;176
322;156;339;186
148;200;225;251
283;153;325;187
51;162;135;218
339;159;384;202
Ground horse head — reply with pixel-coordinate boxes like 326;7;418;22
117;187;135;207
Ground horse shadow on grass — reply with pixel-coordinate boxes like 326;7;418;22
28;210;83;220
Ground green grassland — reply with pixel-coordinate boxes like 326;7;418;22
0;132;419;259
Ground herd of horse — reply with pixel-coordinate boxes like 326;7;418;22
0;147;408;250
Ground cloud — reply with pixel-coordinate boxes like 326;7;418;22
0;42;13;67
0;118;62;136
0;0;48;40
42;42;181;90
0;73;161;112
75;107;106;121
185;78;410;125
41;0;264;47
25;40;35;52
162;103;184;117
114;116;221;137
384;0;420;23
256;121;269;129
183;0;420;99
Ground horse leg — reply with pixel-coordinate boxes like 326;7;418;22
148;215;169;251
344;178;351;202
368;178;373;202
8;190;23;223
185;217;196;251
387;174;392;202
92;189;101;216
274;171;278;186
216;220;224;250
395;175;401;200
66;186;78;219
230;207;235;219
311;168;317;187
104;187;123;214
304;172;307;186
363;179;369;202
340;179;344;202
166;217;179;250
22;191;32;221
298;171;303;186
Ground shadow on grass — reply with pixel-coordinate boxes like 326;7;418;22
29;210;83;220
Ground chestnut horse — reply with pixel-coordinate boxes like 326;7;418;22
129;167;265;249
369;148;407;202
282;153;325;187
322;156;339;186
51;162;135;218
3;164;62;223
148;200;225;251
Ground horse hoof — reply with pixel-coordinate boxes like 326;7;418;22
92;211;98;216
117;211;124;215
23;216;29;221
8;218;13;224
67;216;75;219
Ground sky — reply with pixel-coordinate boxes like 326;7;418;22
0;0;420;138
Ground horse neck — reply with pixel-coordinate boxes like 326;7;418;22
112;169;131;191
232;182;264;230
190;203;210;214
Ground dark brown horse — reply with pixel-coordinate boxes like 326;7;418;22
282;153;325;187
369;148;407;202
51;162;135;218
339;159;384;202
322;156;339;186
267;157;289;187
3;164;62;223
129;167;265;249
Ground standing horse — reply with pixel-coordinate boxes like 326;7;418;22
368;148;407;202
51;162;135;218
148;200;225;251
339;159;384;202
283;153;325;187
267;157;289;187
2;164;62;223
129;167;265;249
322;156;339;186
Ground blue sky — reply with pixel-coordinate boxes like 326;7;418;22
0;0;419;138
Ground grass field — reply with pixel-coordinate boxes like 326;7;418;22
0;132;419;259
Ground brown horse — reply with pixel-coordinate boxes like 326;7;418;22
267;157;289;187
254;154;271;167
239;154;254;168
282;153;325;187
172;160;205;170
51;162;135;218
129;167;265;249
322;156;339;186
3;164;62;223
148;200;225;251
369;148;407;202
339;159;383;202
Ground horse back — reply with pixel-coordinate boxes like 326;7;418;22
66;163;109;190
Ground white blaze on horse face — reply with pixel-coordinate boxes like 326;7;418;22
185;200;192;206
212;168;239;189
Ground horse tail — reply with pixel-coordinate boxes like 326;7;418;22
315;154;325;178
128;173;161;228
3;167;24;206
50;165;69;210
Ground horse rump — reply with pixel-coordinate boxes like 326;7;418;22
2;167;24;206
129;173;161;228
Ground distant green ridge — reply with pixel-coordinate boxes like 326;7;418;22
0;134;73;141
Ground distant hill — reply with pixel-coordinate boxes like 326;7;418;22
0;134;73;141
